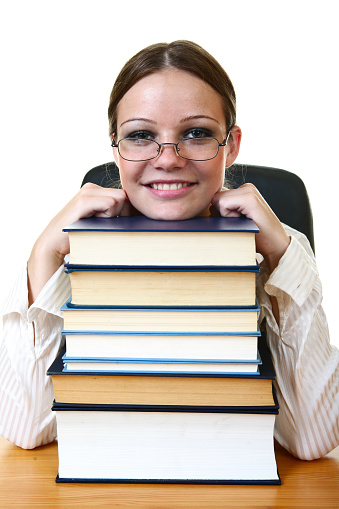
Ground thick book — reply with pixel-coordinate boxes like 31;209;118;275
65;265;259;307
62;330;260;362
63;215;259;267
53;403;280;484
47;336;275;406
61;299;260;333
62;355;262;375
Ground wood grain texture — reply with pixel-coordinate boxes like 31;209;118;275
0;435;338;508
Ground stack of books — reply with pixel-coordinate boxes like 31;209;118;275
47;216;280;484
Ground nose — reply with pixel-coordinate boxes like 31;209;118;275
152;143;187;172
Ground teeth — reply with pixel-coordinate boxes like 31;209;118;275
150;182;189;190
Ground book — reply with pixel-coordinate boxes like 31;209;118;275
65;266;259;307
62;356;261;375
52;215;280;485
61;300;260;333
53;403;280;484
63;215;259;267
47;336;275;406
62;330;260;362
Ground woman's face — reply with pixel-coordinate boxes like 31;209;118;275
113;69;240;220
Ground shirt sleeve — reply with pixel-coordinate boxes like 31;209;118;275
2;231;338;458
257;227;339;460
0;262;71;449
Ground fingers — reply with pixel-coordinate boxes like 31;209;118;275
209;203;243;218
211;184;266;219
70;184;130;219
211;184;290;266
28;184;133;304
43;184;131;259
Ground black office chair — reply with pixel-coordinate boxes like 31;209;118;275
82;162;315;252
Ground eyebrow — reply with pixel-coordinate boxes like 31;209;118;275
119;118;156;128
180;115;222;126
119;115;221;129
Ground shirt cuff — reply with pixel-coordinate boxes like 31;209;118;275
264;235;319;307
28;263;71;321
1;261;71;322
0;263;29;318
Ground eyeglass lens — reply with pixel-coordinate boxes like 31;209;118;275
118;138;221;161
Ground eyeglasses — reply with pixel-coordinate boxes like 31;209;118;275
111;135;229;162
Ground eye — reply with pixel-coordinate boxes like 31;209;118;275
125;130;155;140
184;128;213;139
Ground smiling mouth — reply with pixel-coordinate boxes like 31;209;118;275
148;182;193;190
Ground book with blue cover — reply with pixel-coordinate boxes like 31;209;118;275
63;215;259;267
61;299;261;333
62;329;261;362
65;265;259;307
61;353;262;375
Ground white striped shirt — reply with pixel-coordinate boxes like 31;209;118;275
0;226;338;458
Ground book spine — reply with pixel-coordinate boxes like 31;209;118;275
65;264;261;272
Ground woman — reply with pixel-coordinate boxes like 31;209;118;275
1;41;338;459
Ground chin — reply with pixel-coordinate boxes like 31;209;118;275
138;206;204;221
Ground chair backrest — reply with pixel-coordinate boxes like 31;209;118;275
82;162;315;251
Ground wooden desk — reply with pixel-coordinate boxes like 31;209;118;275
0;435;338;508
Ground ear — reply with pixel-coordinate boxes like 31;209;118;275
226;126;242;168
111;135;119;166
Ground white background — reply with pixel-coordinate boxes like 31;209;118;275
0;1;338;346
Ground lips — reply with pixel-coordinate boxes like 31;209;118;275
149;182;191;190
144;180;196;198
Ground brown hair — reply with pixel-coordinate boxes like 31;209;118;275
108;40;236;139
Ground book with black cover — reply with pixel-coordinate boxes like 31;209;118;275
52;401;280;484
63;215;259;267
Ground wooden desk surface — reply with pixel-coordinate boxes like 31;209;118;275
0;435;338;508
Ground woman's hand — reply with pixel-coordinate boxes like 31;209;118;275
28;184;132;305
210;184;291;273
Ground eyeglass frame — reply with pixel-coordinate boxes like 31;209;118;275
111;132;231;162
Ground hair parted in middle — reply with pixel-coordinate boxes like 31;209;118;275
108;40;237;139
